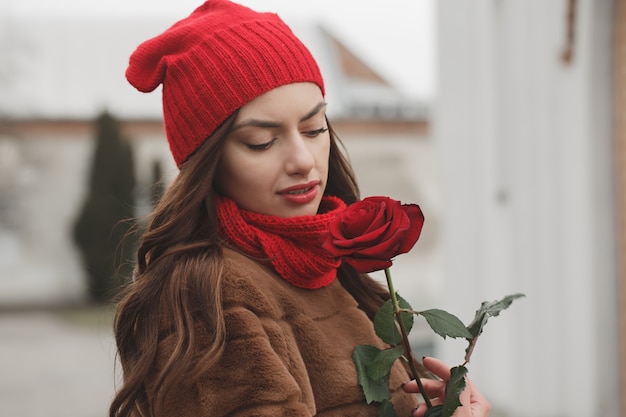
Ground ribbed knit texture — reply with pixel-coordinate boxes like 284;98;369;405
126;0;325;167
216;195;346;289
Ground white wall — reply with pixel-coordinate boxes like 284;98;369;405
434;1;618;416
0;126;175;307
0;134;92;305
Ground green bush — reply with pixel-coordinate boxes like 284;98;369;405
73;111;137;303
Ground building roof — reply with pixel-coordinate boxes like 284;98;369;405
0;17;427;122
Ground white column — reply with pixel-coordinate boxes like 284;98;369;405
433;1;618;416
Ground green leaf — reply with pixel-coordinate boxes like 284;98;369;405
366;346;404;383
353;345;401;403
464;293;525;363
419;309;472;340
442;366;468;417
374;296;414;345
466;293;525;338
377;399;400;417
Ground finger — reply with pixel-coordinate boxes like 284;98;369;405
411;402;428;417
466;378;491;416
402;378;446;396
422;356;452;381
448;377;491;417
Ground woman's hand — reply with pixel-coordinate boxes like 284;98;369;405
402;357;491;417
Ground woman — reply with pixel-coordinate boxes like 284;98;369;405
110;1;491;416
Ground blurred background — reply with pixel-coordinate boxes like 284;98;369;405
0;0;622;416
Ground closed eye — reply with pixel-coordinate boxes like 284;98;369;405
304;127;328;138
247;138;277;151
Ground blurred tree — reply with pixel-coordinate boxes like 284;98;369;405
73;111;136;303
150;159;165;208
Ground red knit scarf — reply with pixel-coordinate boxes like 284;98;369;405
215;195;346;289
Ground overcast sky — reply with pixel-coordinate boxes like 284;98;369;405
3;0;436;99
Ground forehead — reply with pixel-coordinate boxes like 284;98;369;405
235;82;325;121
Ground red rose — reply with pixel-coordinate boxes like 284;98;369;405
322;196;424;273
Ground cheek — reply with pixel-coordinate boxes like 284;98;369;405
214;150;252;196
219;161;254;193
318;136;331;174
220;152;279;203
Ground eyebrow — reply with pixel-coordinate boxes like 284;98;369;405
232;102;327;131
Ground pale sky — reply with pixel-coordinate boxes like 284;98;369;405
2;0;436;99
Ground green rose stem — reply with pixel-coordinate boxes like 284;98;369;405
384;267;433;410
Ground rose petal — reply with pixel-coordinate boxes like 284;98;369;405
396;204;424;253
345;257;393;274
322;196;425;272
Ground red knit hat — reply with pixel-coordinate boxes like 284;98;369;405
126;0;325;167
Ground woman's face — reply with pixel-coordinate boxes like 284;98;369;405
214;82;330;218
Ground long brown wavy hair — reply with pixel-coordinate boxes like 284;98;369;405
109;114;394;417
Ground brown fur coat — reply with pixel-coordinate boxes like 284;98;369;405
156;249;418;416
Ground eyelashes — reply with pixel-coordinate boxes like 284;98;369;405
304;127;328;137
246;127;328;151
247;139;277;151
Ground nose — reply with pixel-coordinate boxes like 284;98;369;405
284;133;315;176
